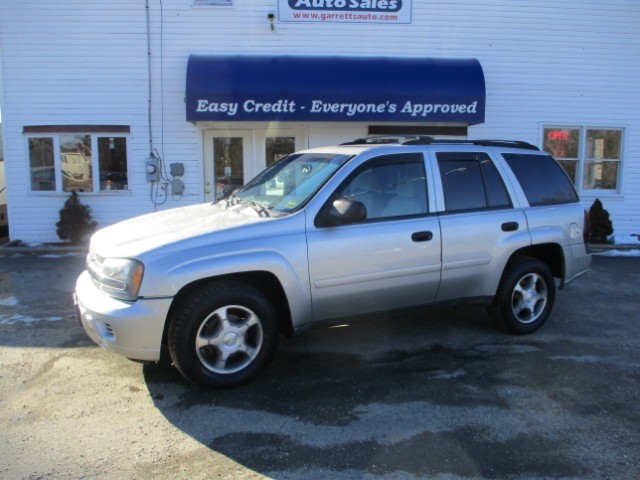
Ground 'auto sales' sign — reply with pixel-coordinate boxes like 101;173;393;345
278;0;412;24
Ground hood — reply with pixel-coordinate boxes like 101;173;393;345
90;202;270;258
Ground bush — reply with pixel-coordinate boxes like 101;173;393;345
589;198;614;243
56;191;98;244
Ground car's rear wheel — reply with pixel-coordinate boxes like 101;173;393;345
489;257;556;334
168;280;279;387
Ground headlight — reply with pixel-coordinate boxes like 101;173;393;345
87;253;144;302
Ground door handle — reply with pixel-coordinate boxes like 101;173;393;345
501;222;519;232
412;231;433;242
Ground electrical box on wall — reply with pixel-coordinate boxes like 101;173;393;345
145;157;159;182
170;163;185;177
171;179;185;195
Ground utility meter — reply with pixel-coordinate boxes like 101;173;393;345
145;157;159;182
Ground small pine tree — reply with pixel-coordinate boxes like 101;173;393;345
589;198;614;243
56;191;98;244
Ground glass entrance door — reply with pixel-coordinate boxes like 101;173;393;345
203;128;307;202
204;130;253;203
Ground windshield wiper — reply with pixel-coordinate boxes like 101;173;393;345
223;194;269;216
223;194;242;208
250;201;271;217
236;199;270;217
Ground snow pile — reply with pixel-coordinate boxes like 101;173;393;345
612;234;640;245
597;249;640;257
596;233;640;257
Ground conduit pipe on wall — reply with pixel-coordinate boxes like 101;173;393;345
145;0;154;156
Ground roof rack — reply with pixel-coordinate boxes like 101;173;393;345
402;137;539;150
340;135;417;145
341;135;539;151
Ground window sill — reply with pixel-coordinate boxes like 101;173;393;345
28;190;133;197
579;191;624;202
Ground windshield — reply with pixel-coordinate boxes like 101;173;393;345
230;152;351;214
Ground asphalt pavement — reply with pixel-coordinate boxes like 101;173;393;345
0;252;639;480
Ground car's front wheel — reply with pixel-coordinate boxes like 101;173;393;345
168;280;279;387
489;257;556;334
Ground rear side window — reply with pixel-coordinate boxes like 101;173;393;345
437;152;512;213
503;153;579;206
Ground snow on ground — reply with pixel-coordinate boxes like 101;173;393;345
596;249;640;257
0;314;64;325
612;234;640;245
0;296;65;325
595;233;640;257
0;296;19;307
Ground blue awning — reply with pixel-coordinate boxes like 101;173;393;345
186;55;485;124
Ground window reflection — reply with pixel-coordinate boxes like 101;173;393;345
98;137;128;190
214;137;244;200
583;129;622;190
27;131;129;194
543;126;623;192
29;137;55;191
60;134;92;192
266;137;295;167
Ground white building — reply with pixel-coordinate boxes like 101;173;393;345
0;0;638;243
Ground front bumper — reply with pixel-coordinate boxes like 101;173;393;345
74;271;173;362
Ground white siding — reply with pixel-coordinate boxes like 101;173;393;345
1;1;154;242
1;0;639;242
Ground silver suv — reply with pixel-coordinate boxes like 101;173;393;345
75;137;592;387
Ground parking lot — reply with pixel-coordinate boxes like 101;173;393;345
1;252;639;479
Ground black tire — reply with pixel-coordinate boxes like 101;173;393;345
488;257;556;335
168;280;279;388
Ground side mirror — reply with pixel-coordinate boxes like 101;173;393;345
322;198;367;226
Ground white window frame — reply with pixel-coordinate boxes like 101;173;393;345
540;124;626;197
25;131;131;195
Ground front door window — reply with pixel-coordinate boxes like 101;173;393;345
213;137;244;200
266;136;296;167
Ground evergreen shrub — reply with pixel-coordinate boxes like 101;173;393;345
588;198;614;243
56;191;98;244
